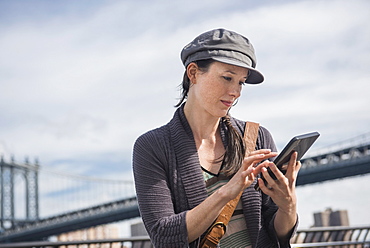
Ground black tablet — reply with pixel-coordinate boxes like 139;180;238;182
273;131;320;171
255;131;320;190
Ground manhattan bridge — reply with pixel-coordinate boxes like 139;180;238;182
0;132;370;243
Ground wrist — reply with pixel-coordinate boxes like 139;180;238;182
216;185;234;203
277;201;297;218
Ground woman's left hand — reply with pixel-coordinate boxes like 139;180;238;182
256;151;300;210
255;151;301;239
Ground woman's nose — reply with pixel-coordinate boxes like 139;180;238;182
229;84;241;98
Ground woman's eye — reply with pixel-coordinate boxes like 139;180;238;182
239;81;246;86
222;76;232;81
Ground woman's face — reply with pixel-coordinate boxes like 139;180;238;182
189;61;249;118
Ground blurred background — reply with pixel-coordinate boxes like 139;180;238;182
0;0;369;239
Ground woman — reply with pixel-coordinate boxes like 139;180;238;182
133;28;300;248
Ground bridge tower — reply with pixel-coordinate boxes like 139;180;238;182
0;156;39;230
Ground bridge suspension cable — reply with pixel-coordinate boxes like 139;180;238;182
36;165;135;218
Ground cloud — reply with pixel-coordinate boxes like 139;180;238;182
222;0;370;148
0;0;369;227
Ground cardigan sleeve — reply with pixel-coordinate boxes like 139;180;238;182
133;128;189;248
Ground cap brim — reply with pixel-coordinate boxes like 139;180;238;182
212;57;264;84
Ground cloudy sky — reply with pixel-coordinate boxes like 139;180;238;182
1;0;369;230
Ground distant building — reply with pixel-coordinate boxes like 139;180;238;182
310;208;350;242
313;207;349;227
57;224;121;248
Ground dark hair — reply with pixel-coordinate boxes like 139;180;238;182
175;59;214;108
176;59;246;177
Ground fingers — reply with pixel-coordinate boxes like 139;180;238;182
247;149;277;160
258;152;302;192
248;149;273;156
257;177;270;193
229;150;279;195
241;166;255;181
263;162;287;183
255;164;287;196
243;150;278;169
229;165;256;193
285;152;301;180
243;165;254;175
252;160;270;176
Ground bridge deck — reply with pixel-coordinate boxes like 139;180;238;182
0;197;139;242
1;143;369;242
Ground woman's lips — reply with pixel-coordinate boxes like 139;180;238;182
221;100;233;107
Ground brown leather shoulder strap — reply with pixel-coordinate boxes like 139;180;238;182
200;121;260;248
244;121;260;156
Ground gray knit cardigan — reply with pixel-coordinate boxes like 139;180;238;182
133;105;297;248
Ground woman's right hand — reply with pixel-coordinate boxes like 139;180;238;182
186;149;277;242
221;149;278;201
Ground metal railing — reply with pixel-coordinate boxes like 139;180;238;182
0;225;369;248
291;225;370;247
0;236;153;248
291;241;370;248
